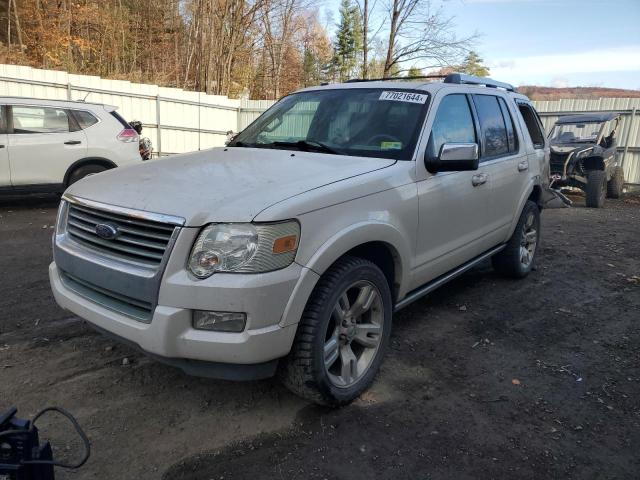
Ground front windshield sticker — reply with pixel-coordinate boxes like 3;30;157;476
381;141;403;150
379;91;428;104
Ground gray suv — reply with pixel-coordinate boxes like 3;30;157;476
50;74;550;405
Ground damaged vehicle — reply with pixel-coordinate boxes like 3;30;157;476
50;74;550;406
549;112;624;207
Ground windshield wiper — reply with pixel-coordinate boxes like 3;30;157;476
272;140;341;155
229;141;256;148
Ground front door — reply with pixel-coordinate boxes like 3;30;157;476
8;105;86;186
412;93;492;290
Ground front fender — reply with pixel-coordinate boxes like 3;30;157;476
303;221;412;299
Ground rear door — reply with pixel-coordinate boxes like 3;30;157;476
0;106;9;187
471;93;529;243
8;104;87;186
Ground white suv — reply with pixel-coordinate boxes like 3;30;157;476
0;97;141;194
49;74;550;405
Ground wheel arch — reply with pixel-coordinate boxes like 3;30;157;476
306;223;409;297
64;157;117;186
280;222;411;329
507;179;538;238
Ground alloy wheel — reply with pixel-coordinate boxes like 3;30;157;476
323;280;384;388
520;212;538;268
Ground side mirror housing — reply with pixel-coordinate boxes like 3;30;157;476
425;143;479;174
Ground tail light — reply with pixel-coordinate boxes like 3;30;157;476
117;128;138;143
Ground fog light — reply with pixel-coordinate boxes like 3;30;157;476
193;311;246;332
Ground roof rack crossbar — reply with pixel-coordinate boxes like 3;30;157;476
443;73;515;92
345;75;447;83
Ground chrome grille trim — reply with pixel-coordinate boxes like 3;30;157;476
62;194;185;226
62;195;184;268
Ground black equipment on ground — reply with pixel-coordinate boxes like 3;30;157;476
0;406;90;480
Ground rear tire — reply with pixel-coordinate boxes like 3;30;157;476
606;166;624;199
492;200;540;279
280;256;392;406
585;170;606;208
67;164;107;186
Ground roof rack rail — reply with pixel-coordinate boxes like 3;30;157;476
345;75;446;83
444;73;515;92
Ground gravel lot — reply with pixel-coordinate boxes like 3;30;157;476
1;193;639;479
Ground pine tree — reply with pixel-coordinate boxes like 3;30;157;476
459;51;490;77
407;66;424;78
333;0;363;81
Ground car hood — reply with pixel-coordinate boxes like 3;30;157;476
550;142;595;154
66;147;396;226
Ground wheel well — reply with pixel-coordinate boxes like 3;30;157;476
64;158;117;186
344;241;400;302
528;185;542;209
582;156;605;171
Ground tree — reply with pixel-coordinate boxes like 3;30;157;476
382;0;476;77
406;66;423;77
333;0;362;82
458;50;490;77
300;12;332;87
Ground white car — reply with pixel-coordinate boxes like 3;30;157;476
0;97;141;194
50;74;550;405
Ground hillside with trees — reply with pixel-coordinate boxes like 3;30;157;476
0;0;476;99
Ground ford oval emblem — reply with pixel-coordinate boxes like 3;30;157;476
95;223;119;240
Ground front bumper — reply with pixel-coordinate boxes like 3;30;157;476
49;261;318;380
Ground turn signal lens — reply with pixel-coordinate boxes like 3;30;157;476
272;234;298;254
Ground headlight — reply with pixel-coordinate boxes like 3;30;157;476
188;221;300;278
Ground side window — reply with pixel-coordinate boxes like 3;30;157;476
517;103;545;149
0;106;6;133
498;97;518;153
12;106;71;134
427;94;476;159
472;95;508;158
73;110;99;129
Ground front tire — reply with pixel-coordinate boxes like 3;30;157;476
492;200;540;279
280;256;392;406
585;170;606;208
606;166;624;199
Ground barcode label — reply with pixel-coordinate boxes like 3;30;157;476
379;91;428;104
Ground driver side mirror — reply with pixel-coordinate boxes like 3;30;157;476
425;143;479;174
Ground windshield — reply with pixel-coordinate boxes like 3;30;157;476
229;88;430;160
550;122;602;144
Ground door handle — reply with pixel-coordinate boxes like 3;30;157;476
0;145;4;149
518;160;529;172
64;140;82;145
472;173;488;187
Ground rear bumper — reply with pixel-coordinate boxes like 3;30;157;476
49;262;308;380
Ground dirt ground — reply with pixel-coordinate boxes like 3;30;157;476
1;193;639;480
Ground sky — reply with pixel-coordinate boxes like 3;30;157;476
322;0;640;89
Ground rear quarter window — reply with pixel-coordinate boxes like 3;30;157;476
73;110;99;129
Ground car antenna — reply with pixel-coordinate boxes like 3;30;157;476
77;91;91;102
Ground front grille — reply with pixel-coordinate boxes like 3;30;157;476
550;152;567;173
60;270;153;323
66;203;176;267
